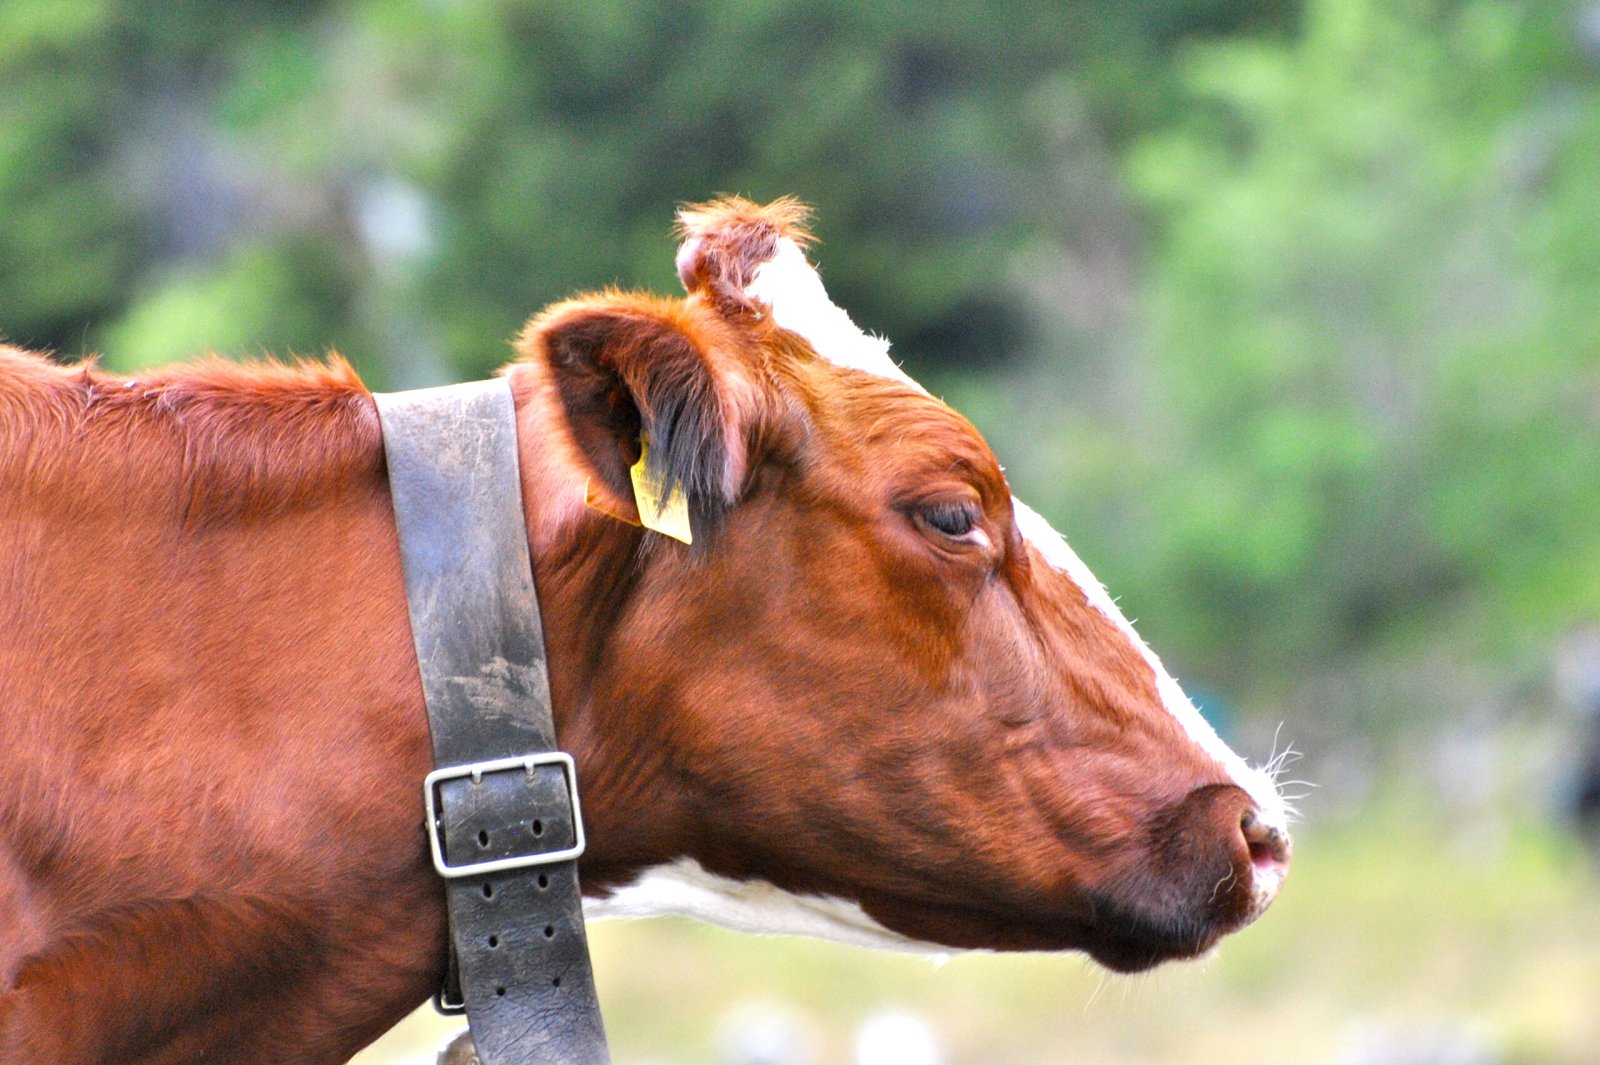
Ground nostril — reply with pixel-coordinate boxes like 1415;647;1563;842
1240;807;1291;870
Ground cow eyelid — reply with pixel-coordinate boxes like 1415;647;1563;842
916;501;988;547
922;502;974;535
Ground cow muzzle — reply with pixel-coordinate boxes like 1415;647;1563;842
1080;783;1292;973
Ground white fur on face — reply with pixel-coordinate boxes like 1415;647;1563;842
745;240;919;390
584;858;945;954
740;238;1290;832
1010;501;1289;826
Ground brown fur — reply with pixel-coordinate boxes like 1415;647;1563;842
674;195;814;317
0;200;1278;1063
0;348;381;524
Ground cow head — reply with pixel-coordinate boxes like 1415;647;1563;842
509;198;1290;973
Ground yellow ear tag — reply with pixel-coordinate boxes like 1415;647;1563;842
629;436;694;544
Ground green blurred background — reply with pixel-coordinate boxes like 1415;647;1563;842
5;0;1600;1061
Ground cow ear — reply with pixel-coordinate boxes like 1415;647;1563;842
520;294;745;543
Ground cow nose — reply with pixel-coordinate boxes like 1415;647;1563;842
1239;807;1291;906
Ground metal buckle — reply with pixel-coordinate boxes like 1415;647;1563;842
423;752;587;879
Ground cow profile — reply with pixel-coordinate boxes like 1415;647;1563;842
0;197;1289;1063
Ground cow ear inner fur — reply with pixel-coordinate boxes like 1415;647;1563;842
524;295;745;545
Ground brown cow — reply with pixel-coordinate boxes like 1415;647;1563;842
0;198;1289;1064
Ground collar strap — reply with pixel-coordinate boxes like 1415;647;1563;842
376;379;611;1065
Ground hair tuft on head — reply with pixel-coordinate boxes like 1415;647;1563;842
674;196;817;315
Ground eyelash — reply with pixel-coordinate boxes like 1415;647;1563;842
920;502;980;539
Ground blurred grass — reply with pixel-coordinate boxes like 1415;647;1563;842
353;794;1600;1065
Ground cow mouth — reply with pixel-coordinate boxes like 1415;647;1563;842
1075;856;1286;972
856;836;1282;973
856;884;1246;973
1077;903;1227;973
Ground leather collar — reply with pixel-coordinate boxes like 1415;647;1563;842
376;379;611;1065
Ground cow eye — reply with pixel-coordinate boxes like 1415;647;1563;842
920;501;980;539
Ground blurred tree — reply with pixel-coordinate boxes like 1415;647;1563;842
0;0;1292;387
0;0;351;360
1006;0;1600;727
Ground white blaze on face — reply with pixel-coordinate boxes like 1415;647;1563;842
742;238;1290;830
744;240;921;391
1009;501;1288;824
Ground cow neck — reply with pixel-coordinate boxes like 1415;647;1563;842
374;378;612;1065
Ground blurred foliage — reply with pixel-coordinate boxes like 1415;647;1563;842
1005;0;1600;737
0;0;1292;378
1;0;1596;747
